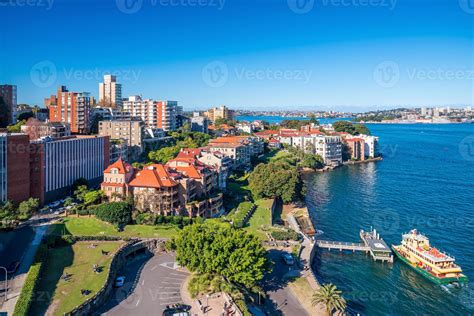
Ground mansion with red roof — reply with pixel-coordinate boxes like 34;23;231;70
101;155;224;218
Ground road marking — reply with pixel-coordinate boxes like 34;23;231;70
151;265;158;271
158;292;180;295
161;281;181;285
170;272;188;277
136;298;140;306
164;277;186;281
141;279;145;286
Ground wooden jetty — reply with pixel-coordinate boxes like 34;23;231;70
316;228;393;263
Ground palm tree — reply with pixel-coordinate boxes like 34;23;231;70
311;283;346;316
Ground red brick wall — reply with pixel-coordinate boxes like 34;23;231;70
6;135;31;204
29;143;45;204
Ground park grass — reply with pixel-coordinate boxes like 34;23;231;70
30;241;123;316
244;199;273;240
50;216;179;239
268;150;298;166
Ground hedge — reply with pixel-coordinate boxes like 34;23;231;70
270;229;301;241
13;244;47;316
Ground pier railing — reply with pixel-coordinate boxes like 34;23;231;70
316;240;370;252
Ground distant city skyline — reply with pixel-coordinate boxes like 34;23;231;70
0;0;472;111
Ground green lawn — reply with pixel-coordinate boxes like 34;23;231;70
269;150;298;165
50;216;179;239
30;241;123;315
244;199;273;240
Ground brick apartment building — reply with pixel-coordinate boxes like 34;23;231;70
45;86;92;134
0;133;31;204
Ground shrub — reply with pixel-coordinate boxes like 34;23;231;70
270;229;301;241
94;202;132;226
13;244;47;316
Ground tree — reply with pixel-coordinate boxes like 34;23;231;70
302;154;324;169
17;112;34;122
7;120;26;133
333;121;371;136
94;202;132;227
63;197;74;207
83;190;104;206
71;178;88;193
174;221;270;289
148;146;180;164
0;201;17;222
17;198;39;220
311;283;346;316
248;162;304;203
280;119;310;130
74;185;89;203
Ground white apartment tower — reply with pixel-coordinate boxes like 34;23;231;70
99;75;122;108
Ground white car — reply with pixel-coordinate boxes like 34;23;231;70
114;276;125;287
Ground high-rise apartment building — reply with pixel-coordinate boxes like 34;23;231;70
98;75;122;108
0;84;17;126
205;105;234;122
45;86;92;134
156;100;182;131
123;96;182;131
98;120;144;161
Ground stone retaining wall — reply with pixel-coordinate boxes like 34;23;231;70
65;238;166;316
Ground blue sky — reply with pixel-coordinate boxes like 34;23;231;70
0;0;472;111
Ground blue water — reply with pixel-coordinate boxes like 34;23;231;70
236;115;350;124
304;124;474;315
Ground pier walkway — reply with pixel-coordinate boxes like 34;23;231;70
315;229;394;263
316;240;370;252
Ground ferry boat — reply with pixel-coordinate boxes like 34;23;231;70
392;229;468;285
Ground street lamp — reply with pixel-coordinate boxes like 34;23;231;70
0;266;7;303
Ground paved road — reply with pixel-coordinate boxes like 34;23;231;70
262;249;309;316
100;253;189;316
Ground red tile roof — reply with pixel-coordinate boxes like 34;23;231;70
129;164;177;188
104;158;131;174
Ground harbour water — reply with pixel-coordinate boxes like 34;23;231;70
239;115;474;314
306;124;474;315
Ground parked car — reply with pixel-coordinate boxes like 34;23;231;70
282;253;294;266
114;276;125;287
48;201;61;208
